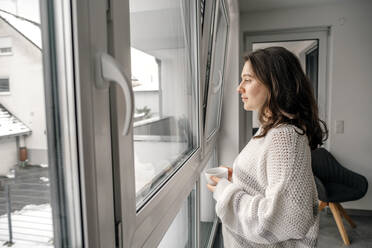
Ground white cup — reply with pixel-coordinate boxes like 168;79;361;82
205;167;228;186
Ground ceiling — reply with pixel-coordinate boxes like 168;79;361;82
238;0;346;13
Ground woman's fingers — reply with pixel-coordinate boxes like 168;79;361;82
206;183;216;192
210;176;220;184
206;176;221;192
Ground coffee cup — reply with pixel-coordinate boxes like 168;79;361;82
205;167;228;186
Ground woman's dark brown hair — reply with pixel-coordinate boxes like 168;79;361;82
245;46;328;150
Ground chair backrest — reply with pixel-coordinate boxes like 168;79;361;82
311;148;338;182
311;148;368;193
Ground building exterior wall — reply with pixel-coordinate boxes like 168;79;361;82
0;19;47;167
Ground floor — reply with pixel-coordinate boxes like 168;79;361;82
213;209;372;248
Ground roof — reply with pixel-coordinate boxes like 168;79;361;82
0;8;41;49
0;103;31;138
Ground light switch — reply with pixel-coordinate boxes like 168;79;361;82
335;120;344;134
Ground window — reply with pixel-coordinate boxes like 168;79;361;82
129;0;200;209
0;78;9;93
0;0;83;247
0;47;12;54
204;0;228;140
0;37;12;56
157;185;196;248
108;0;203;246
73;0;228;246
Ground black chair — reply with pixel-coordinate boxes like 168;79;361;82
311;148;368;246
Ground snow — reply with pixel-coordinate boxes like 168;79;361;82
0;204;54;247
39;177;49;183
0;104;31;138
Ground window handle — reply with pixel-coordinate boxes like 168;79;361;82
95;52;134;136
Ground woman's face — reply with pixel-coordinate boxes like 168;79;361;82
237;61;269;112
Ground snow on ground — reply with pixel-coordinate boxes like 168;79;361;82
0;204;54;247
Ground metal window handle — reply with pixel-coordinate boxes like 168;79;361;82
95;52;134;136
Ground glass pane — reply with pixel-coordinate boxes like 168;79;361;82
129;0;199;208
200;149;217;247
0;0;54;246
157;186;196;248
205;2;228;139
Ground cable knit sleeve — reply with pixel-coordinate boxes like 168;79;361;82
212;126;318;244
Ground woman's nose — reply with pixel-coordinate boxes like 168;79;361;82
236;82;244;93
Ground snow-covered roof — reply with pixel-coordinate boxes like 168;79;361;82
0;9;41;49
0;104;31;138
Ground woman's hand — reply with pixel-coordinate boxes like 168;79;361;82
206;176;221;193
206;166;233;193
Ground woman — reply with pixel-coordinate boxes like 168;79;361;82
206;47;328;248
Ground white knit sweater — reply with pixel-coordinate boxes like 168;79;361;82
213;124;319;248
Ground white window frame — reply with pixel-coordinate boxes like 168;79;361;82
202;0;229;159
108;0;207;247
70;0;229;246
243;27;330;150
70;0;116;246
36;0;84;246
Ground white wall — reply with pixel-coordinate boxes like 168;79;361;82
240;0;372;210
0;19;47;165
151;48;190;121
0;137;17;175
134;91;159;116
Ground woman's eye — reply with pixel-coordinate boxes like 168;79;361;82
245;79;251;82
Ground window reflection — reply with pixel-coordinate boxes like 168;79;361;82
129;0;199;208
205;1;228;139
